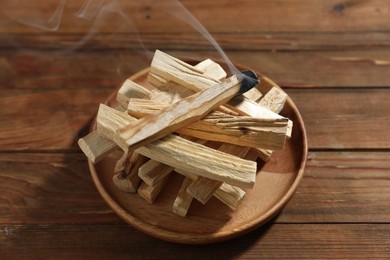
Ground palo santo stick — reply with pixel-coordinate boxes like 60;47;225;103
148;74;239;116
175;168;245;210
138;159;173;186
215;182;246;210
254;85;289;160
151;50;219;91
77;79;151;163
148;59;227;88
259;86;287;114
150;50;261;101
116;79;150;108
228;96;292;138
137;173;171;204
193;59;227;81
148;81;194;105
148;57;238;116
186;176;222;205
96;104;257;188
187;144;251;204
78;131;117;163
137;135;256;188
115;73;258;152
112;152;148;193
127;98;288;150
173;177;194;217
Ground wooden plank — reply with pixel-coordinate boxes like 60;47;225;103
287;88;390;149
0;153;117;225
227;50;390;88
0;224;389;259
279;151;390;223
0;88;110;151
0;50;136;90
1;0;389;34
2;49;390;90
2;31;390;52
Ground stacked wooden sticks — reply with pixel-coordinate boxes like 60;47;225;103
78;50;291;217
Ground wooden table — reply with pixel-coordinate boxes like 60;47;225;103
1;1;389;259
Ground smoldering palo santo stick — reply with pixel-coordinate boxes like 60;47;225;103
115;71;259;152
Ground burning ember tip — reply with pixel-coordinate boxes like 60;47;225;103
238;70;260;94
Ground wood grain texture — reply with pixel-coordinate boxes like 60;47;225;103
1;0;389;34
1;0;389;256
2;50;390;90
287;88;390;149
0;153;117;224
279;151;390;223
0;88;109;151
0;223;389;259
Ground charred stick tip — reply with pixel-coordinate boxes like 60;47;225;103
238;70;259;94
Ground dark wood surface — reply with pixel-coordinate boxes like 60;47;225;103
1;0;389;259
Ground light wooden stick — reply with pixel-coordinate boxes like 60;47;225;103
78;78;154;163
148;58;227;89
193;59;227;81
148;81;193;105
186;144;251;204
148;74;239;116
137;173;171;204
254;85;289;160
214;182;246;210
150;50;261;101
138;159;173;186
151;50;219;91
116;79;150;108
78;131;117;163
112;152;148;193
115;74;255;151
137;135;256;189
259;86;287;114
173;177;194;217
96;104;257;189
127;98;289;150
175;168;246;210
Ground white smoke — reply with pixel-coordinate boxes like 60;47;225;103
1;0;241;75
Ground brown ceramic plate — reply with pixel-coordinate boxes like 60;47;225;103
88;62;307;244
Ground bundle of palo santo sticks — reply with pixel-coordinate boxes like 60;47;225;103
78;50;292;217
